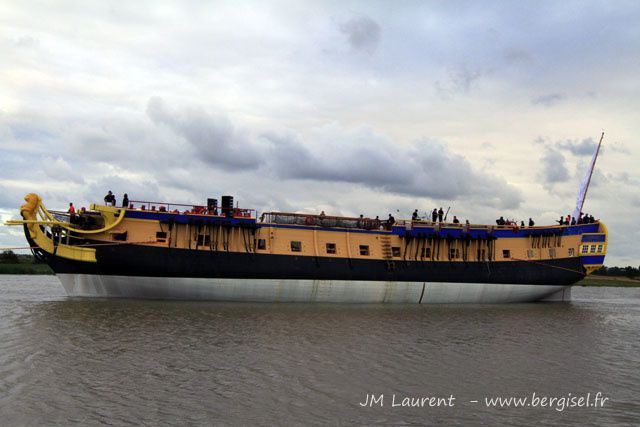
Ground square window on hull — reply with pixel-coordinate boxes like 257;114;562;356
291;241;302;252
197;234;210;246
112;231;127;241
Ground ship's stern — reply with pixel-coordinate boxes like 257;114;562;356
579;221;608;275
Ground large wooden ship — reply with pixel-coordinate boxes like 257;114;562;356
6;192;607;303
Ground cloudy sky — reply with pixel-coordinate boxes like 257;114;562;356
1;1;638;266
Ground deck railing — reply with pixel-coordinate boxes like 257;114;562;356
126;200;254;217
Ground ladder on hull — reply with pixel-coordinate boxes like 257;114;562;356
380;235;395;271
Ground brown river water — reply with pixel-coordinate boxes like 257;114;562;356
1;275;639;426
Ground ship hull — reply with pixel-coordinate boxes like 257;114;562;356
57;274;571;303
45;244;585;284
42;245;582;303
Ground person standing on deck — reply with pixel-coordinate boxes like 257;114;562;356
122;193;129;208
432;209;438;222
104;191;116;206
438;207;444;222
68;202;76;224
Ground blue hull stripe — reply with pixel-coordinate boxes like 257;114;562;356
392;223;599;239
122;210;602;239
582;234;606;243
580;255;605;264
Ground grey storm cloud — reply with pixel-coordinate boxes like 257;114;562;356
391;139;523;209
264;129;522;209
557;138;596;156
539;147;570;191
147;97;262;171
264;130;411;186
339;15;381;54
531;93;566;107
5;99;521;210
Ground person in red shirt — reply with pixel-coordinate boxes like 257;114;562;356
68;202;76;223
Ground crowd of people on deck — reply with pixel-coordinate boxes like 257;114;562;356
493;213;597;227
366;207;598;231
302;208;600;230
66;191;599;230
495;216;534;227
555;212;597;225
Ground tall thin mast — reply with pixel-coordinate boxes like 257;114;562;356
571;132;604;222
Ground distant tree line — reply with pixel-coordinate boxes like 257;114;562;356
0;250;46;264
1;250;19;263
592;265;640;278
0;250;53;274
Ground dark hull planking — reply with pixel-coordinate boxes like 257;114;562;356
44;244;585;287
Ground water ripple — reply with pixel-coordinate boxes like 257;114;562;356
0;276;639;425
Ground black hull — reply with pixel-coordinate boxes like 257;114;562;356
45;245;585;286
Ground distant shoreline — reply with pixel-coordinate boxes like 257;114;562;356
0;263;54;275
577;275;640;288
0;263;638;286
